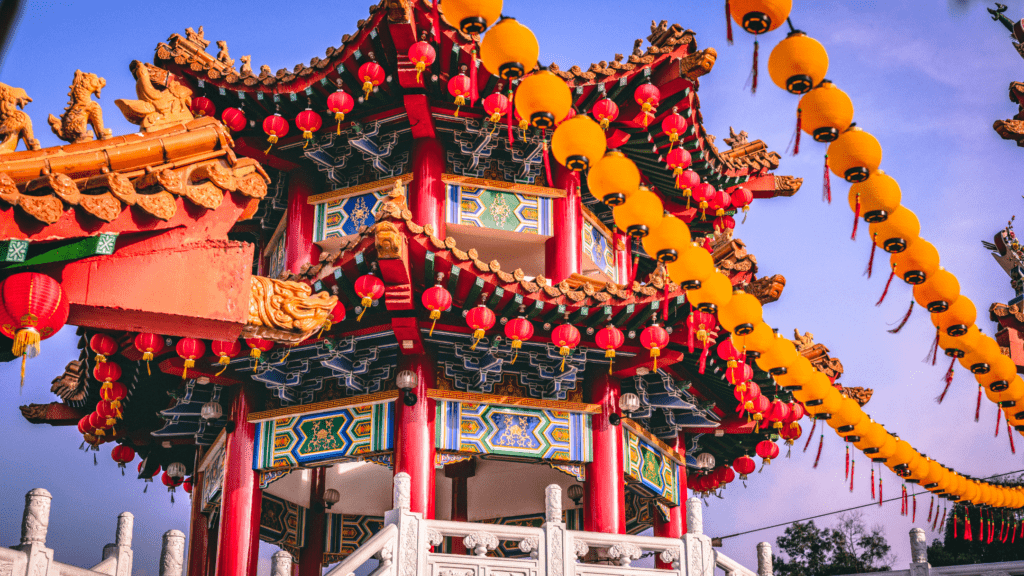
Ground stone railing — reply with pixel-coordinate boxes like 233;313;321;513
321;472;764;576
0;488;185;576
835;528;1024;576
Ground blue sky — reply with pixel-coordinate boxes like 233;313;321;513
2;1;1023;574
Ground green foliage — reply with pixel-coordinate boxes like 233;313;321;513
773;513;895;576
927;506;1024;566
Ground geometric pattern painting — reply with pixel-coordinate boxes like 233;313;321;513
446;184;552;235
253;403;395;470
260;492;306;551
623;428;680;506
324;514;386;563
435;400;591;462
313;191;387;241
582;219;617;282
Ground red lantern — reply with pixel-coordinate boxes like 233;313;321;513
766;399;791;429
483;92;510;123
0;272;70;386
749;395;771;430
295;109;323;149
134;333;165;376
592;98;619;130
780;421;802;445
677;169;701;209
327;89;354;134
89;411;110;436
354;274;385;321
756;439;780;465
111;445;135;473
96;400;120;427
182;477;194;494
734;381;761;416
640;324;669;371
465;305;496;350
176;337;205;380
666;147;692;190
322;301;346;335
162;471;183;495
786;402;806;424
90;333;118;364
595;324;625;374
504;316;534;364
448;72;472;117
733;455;756;479
221;107;247;132
634;82;661;127
714;215;736;234
94;361;122;394
690;183;716;221
245;338;274;360
730;186;753;213
661;110;687;145
77;415;94;435
717;339;742;367
138;461;160;481
727;363;754;386
408;41;436;83
262;113;289;153
716;465;736;486
709;189;732;219
422;283;452;336
190;95;215;118
687;310;716;352
100;381;127;413
551;323;581;371
211;340;242;376
358;61;385;99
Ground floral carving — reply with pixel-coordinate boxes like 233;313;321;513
608;543;642;566
462;531;498;556
518;537;540;559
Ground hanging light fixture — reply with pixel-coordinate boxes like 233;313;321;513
201;401;223;421
848;170;900;223
588;151;640;206
618;392;641;414
869;208;921;254
695;452;716;470
797;80;853;143
323;488;341;510
441;0;503;34
551;116;607;171
642;215;691;263
889;239;940;284
514;69;572;129
767;31;828;94
612;186;663;238
931;296;976;337
396;369;418;406
729;0;792;34
479;17;538;80
827;126;883;183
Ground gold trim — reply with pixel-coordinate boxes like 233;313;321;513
622;418;685;465
247;390;399;422
441;174;566;199
308;174;413;205
426;389;601;414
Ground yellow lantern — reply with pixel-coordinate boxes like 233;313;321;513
730;0;792;34
847;170;900;223
854;421;889;450
441;0;503;34
805;386;843;419
666;244;714;290
912;269;960;313
642;215;691;263
778;358;818;395
551;116;606;171
717;291;763;336
959;335;1001;374
756;336;799;374
984;374;1024;406
938;324;980;359
514;69;572;129
799;80;854;143
871;434;898;461
588;151;640;206
732;321;775;356
886;439;916;471
612;186;663;238
827;127;882;183
930;296;975;337
870;207;920;254
907;457;931;484
687;271;732;313
889;239;939;284
479;17;538;80
768;31;828;94
1007;406;1024;430
976;354;1018;390
826;398;863;431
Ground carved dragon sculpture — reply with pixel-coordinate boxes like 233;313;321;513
0;82;41;153
48;70;113;143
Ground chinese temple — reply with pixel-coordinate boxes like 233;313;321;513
3;2;1022;576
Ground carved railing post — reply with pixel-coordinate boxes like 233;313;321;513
393;471;411;512
546;484;562;524
160;530;186;576
682;498;713;576
116;512;134;548
541;484;567;576
271;550;293;576
756;542;773;576
16;488;55;576
908;528;930;576
385;472;423;576
102;511;135;576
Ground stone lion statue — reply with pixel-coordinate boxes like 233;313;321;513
48;70;113;143
0;82;41;153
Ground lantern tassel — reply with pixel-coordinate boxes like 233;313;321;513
471;328;485;351
865;242;876;278
879;476;883;507
849;456;855;492
965;509;973;541
913;492;917;523
823;154;832;203
181;359;194;380
875;271;895;306
429;310;441;336
788;106;802;156
216;356;230;377
937;357;955;403
698;345;709;375
871;466;876;499
750;40;758;94
925;329;940;366
812;433;823;468
902;484;908;516
1009;422;1016;453
507;89;515;145
94;453;97;466
928;497;934;523
803;417;817;452
888;300;914;334
954;510;959;538
19;354;26;393
541;129;553;187
687;313;696;354
845;445;849;480
470;48;478;108
725;0;733;45
606;349;615;374
851;193;860;240
336;112;344;135
975;385;982;422
995;405;1002;437
264;134;278;155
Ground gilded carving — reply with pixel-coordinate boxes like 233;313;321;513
375;220;404;260
216;40;235;69
247;276;338;341
838;386;873;407
48;70;112;143
678;47;717;80
0;82;41;152
745;274;786;304
116;61;194;132
135;191;177;221
78;192;122;222
236;172;269;199
0;172;18;205
18;195;64;225
239;55;253;77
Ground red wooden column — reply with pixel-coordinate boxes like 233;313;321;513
445;459;476;553
584;374;626;534
394;354;437;518
214;384;262;576
546;166;583;285
285;169;320;274
185;466;209;576
410;138;447;238
613;232;632;285
298;467;326;576
653;432;686;568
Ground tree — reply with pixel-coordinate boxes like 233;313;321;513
773;512;896;576
926;504;1024;567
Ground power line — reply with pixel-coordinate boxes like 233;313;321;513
714;469;1024;541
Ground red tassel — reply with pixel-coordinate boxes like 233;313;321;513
1010;422;1017;453
996;406;1002;437
469;48;478;107
975;386;983;422
751;40;758;94
941;507;947;532
823;154;832;203
871;466;876;499
845;445;850;480
875;270;895;306
965;509;973;541
912;492;917;523
726;0;733;45
888;300;915;334
902;484;907;516
925;330;939;366
879;476;883;507
803;417;817;452
849;457;855;492
928;497;933;522
937;357;955;403
541;129;553;187
687;313;695;354
794;107;801;155
507;89;514;145
432;0;440;43
954;511;958;538
812;433;823;468
852;193;860;241
698;345;710;374
865;242;876;278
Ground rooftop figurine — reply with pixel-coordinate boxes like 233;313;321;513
48;70;112;143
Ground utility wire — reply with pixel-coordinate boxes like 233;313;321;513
714;469;1024;540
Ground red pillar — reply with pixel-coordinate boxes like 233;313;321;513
298;467;326;576
205;518;218;576
445;459;475;553
393;354;437;518
285;169;319;274
545;166;583;285
654;432;686;568
410;138;447;239
584;374;625;534
214;385;262;576
613;232;632;286
186;467;209;576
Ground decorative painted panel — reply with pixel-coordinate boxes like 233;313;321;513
200;438;226;515
253;402;395;470
260;492;306;550
581;219;616;282
445;184;552;235
623;428;680;506
324;514;386;563
264;215;288;280
435;400;591;462
313;191;387;241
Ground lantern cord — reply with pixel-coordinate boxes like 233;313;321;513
432;0;440;43
725;0;733;45
940;506;947;533
937;357;955;403
887;300;914;334
1010;423;1017;454
875;271;895;306
93;453;97;466
812;433;824;468
851;194;860;241
469;47;479;107
803;417;817;452
975;386;983;422
865;242;876;278
19;353;26;393
995;406;1002;437
793;107;802;155
879;476;883;507
823;154;832;203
